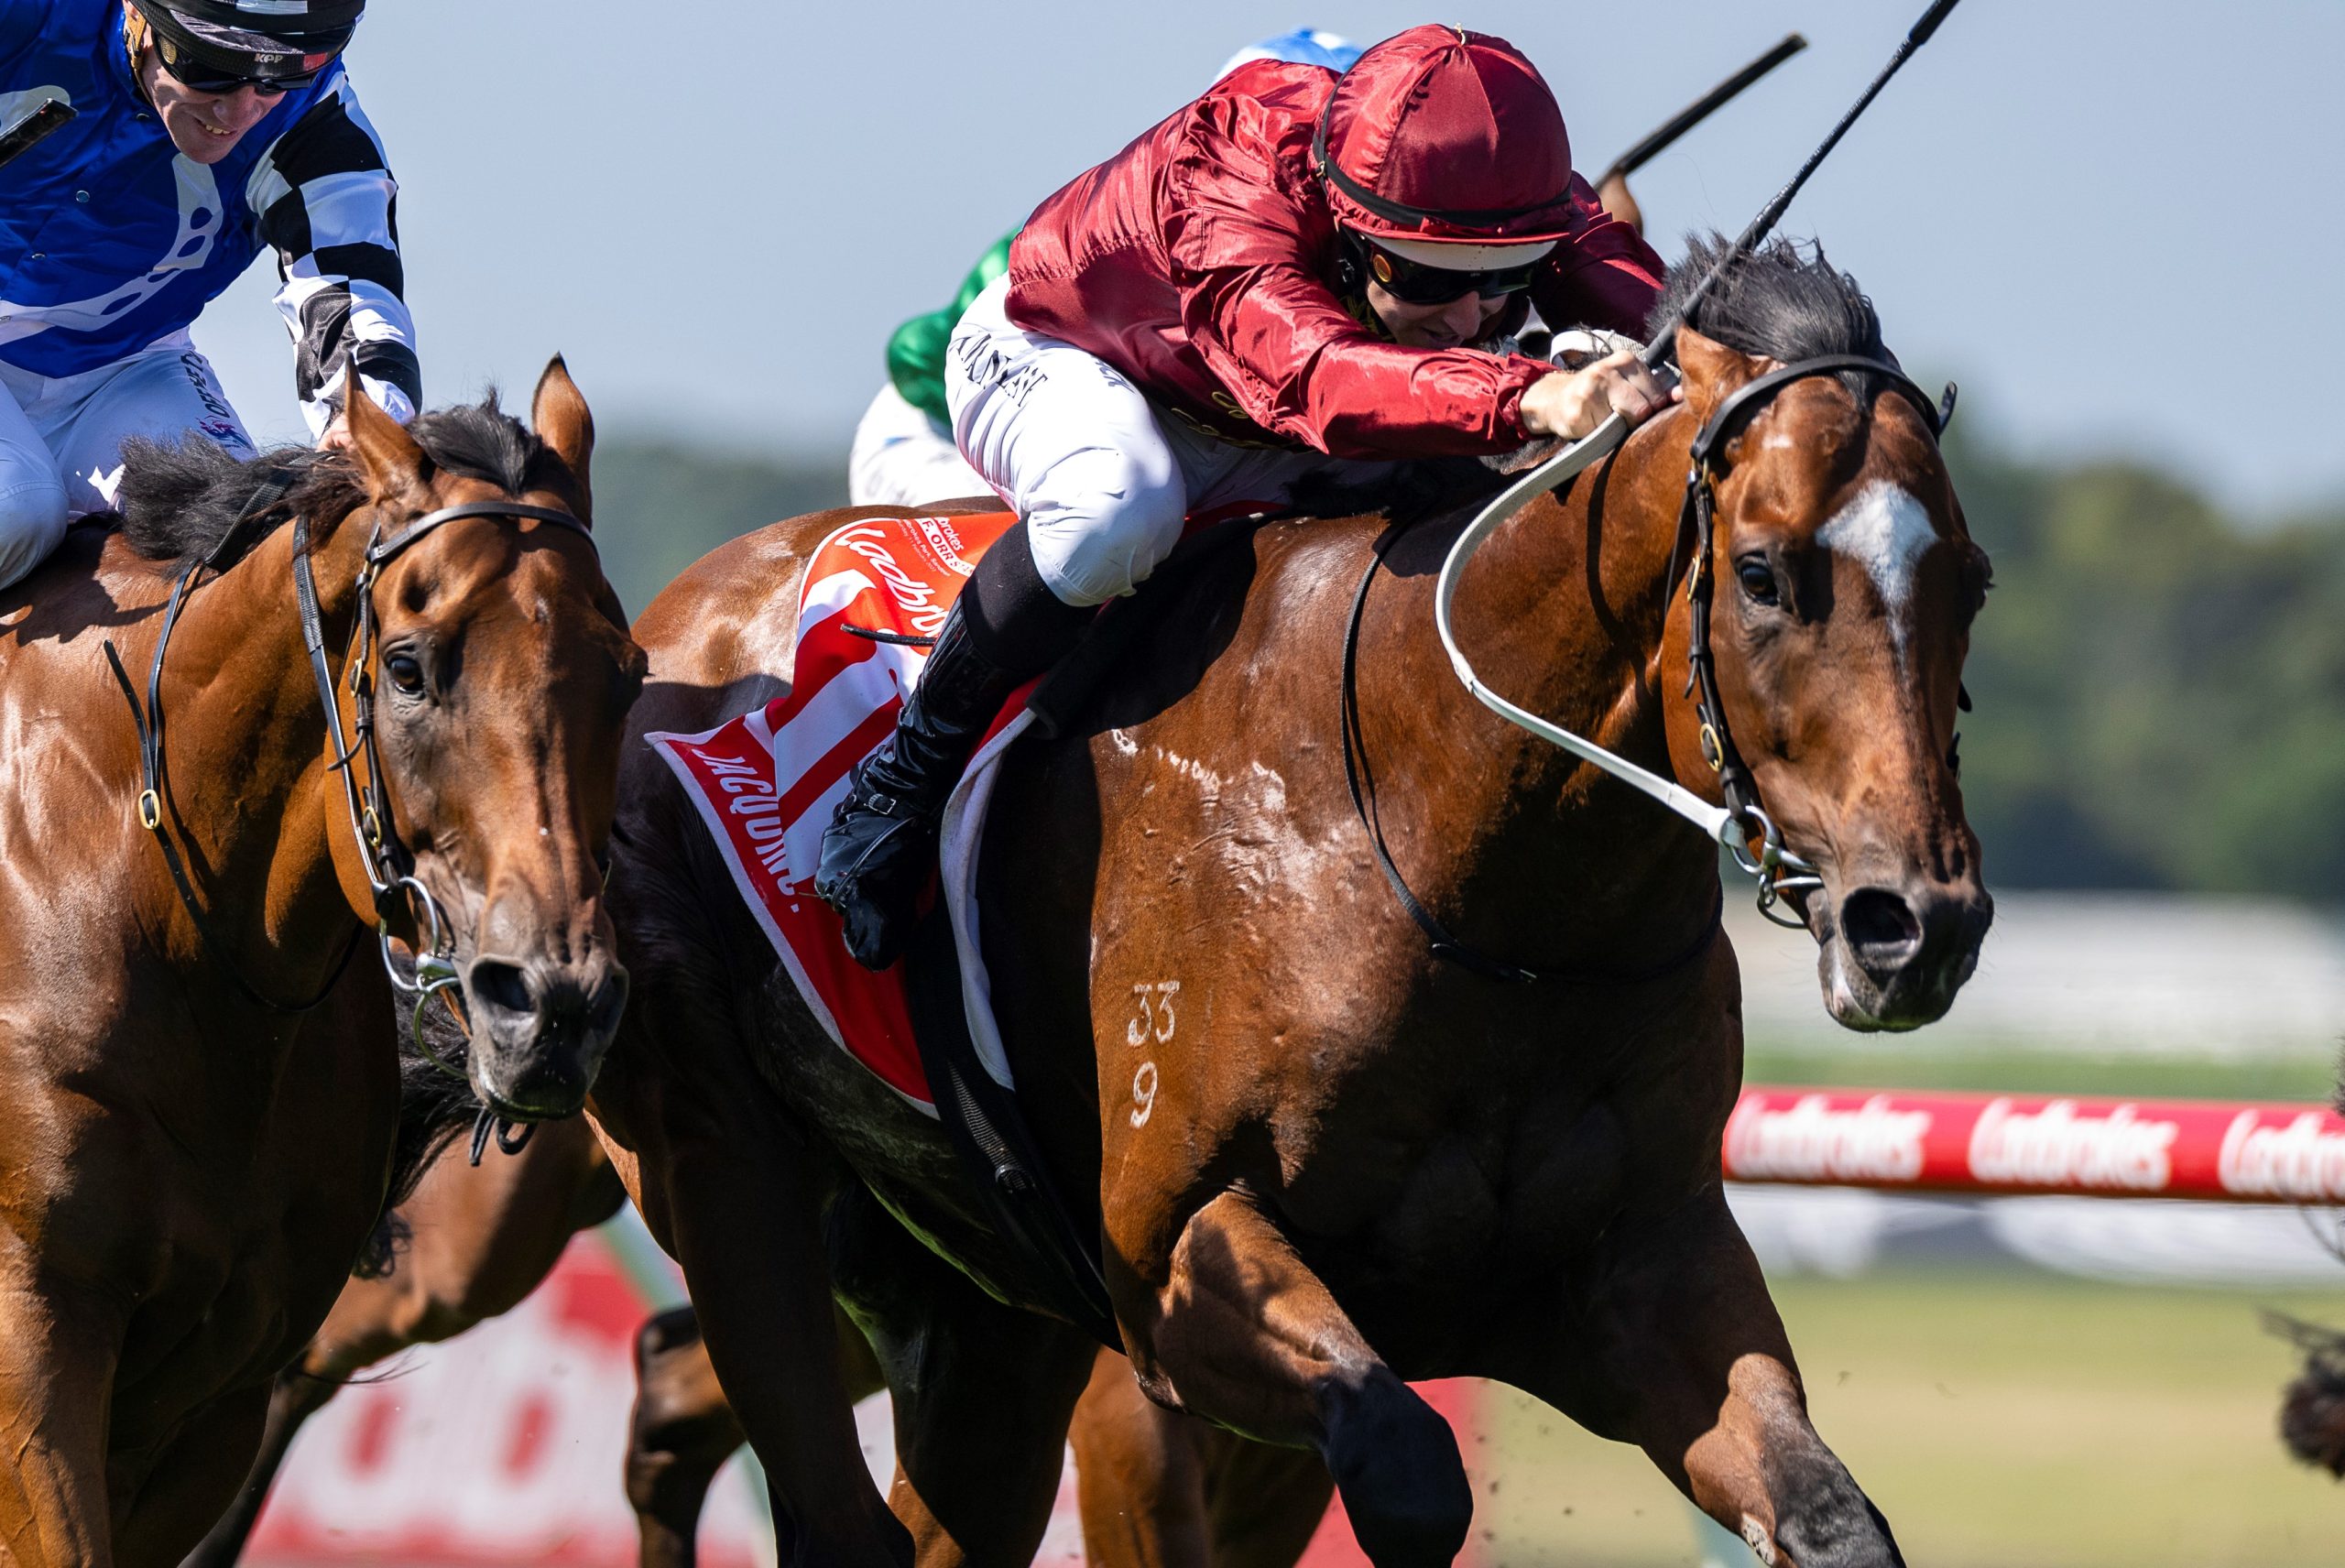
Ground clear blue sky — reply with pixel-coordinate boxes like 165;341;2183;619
194;1;2345;516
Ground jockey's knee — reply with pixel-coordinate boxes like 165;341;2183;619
1024;442;1184;608
0;472;70;590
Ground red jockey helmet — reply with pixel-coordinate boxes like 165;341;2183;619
1312;25;1580;249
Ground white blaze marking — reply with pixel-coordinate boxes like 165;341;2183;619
1816;480;1936;659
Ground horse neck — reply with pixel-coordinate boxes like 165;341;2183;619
151;498;379;974
1379;419;1722;971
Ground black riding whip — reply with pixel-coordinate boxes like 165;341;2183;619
1597;32;1808;188
1645;0;1965;368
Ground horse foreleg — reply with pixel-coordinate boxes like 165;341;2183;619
1516;1190;1904;1568
831;1200;1096;1568
627;1306;747;1568
1069;1348;1209;1568
172;1363;338;1568
1129;1190;1469;1568
1195;1429;1334;1568
613;1094;907;1568
1071;1347;1334;1568
626;1300;887;1568
0;1282;125;1568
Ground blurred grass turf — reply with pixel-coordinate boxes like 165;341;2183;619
1458;1271;2345;1567
1743;1042;2340;1105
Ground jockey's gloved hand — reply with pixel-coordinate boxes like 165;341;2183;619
1521;350;1681;441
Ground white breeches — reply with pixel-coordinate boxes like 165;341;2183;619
846;382;993;508
0;332;252;590
944;276;1391;606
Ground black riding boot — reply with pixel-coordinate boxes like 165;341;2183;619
815;524;1088;969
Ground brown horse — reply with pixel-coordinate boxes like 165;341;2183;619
0;363;643;1568
588;241;1991;1566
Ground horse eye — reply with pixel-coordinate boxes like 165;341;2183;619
1736;555;1779;605
386;652;427;694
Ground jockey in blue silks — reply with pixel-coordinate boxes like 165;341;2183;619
0;1;416;588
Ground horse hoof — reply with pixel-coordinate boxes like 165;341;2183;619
1769;1448;1908;1568
1320;1368;1472;1568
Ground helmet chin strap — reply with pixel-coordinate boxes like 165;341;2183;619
123;6;155;106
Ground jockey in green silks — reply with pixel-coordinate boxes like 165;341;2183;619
846;234;1007;506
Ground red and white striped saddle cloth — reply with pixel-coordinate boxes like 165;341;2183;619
645;512;1033;1116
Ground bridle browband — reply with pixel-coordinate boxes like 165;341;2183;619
107;469;596;1038
1357;348;1956;982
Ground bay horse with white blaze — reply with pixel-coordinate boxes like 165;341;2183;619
588;239;1991;1567
0;362;643;1568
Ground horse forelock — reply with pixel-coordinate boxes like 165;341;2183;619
112;395;562;572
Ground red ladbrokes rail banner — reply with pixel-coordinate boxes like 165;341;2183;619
1725;1087;2345;1203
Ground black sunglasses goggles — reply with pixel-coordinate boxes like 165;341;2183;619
155;32;336;95
1355;235;1543;307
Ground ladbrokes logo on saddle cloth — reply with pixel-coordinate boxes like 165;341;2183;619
646;512;1026;1114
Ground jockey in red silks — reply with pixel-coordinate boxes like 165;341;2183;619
818;25;1679;969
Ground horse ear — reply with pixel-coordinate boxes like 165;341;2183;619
531;354;594;521
344;378;429;506
1675;326;1768;430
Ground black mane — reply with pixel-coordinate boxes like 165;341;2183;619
113;394;560;570
1652;232;1887;365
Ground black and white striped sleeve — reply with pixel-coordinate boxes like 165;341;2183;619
247;71;420;435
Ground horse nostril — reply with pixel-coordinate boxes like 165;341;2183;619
1840;887;1923;973
468;958;534;1019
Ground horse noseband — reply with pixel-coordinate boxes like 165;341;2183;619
1674;353;1955;925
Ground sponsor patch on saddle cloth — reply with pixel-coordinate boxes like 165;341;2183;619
645;512;1034;1116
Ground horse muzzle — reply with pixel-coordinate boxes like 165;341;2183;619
462;949;629;1118
1815;877;1991;1031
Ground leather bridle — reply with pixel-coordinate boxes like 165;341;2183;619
1674;353;1955;923
1356;348;1957;980
108;466;596;1039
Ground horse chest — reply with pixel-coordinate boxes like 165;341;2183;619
1282;1087;1636;1281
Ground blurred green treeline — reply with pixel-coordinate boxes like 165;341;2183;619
586;432;2345;901
1948;434;2345;899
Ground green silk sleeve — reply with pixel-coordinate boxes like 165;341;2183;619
885;232;1016;426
